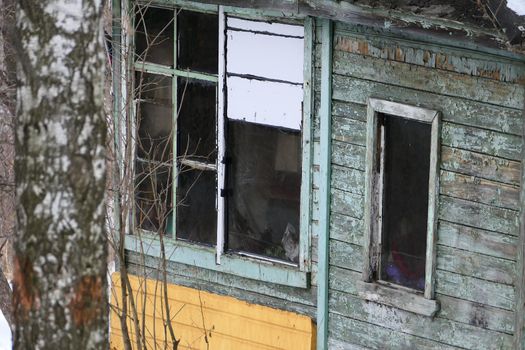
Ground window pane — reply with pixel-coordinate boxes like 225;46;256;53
135;72;172;104
177;10;218;74
177;77;217;163
227;121;301;262
227;17;304;38
135;73;172;163
135;161;173;235
380;114;431;291
135;7;174;66
226;76;302;130
176;169;217;245
226;24;303;83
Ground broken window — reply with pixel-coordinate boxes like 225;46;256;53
364;99;440;298
224;17;304;262
133;5;305;266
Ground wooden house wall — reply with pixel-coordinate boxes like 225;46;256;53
312;20;525;349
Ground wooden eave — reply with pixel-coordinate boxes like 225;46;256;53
193;0;525;58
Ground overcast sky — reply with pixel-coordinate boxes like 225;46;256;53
508;0;525;15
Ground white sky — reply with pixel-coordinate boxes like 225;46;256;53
507;0;525;15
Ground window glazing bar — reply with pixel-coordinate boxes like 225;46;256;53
216;6;226;265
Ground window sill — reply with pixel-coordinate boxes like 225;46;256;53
125;234;310;288
357;281;440;317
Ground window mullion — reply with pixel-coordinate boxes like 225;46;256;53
172;9;178;240
216;6;226;265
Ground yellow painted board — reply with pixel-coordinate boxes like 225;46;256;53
110;273;316;350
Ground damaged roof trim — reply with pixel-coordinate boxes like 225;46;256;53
190;0;525;57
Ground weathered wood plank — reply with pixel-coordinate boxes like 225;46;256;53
438;221;517;261
330;74;523;136
330;290;513;349
313;164;365;196
312;140;321;167
312;235;318;263
441;146;521;186
440;170;520;210
314;92;367;120
331;51;524;110
332;116;367;146
126;255;317;317
437;294;514;335
331;187;364;219
331;165;365;195
329;313;459;350
436;245;515;285
331;140;366;170
330;212;364;246
439;196;519;236
329;240;362;272
333;100;367;121
328;338;372;350
357;282;439;317
332;33;525;83
514;85;525;350
328;266;514;335
442;123;522;161
312;187;364;220
329;266;362;293
436;269;515;310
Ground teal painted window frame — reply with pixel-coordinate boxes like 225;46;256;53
361;98;441;316
126;1;314;288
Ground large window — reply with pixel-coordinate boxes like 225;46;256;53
362;98;440;316
132;5;310;283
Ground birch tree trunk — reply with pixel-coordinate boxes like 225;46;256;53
14;0;108;348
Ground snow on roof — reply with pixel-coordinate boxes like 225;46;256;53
507;0;525;16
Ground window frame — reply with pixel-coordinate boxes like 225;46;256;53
126;3;314;288
361;98;441;316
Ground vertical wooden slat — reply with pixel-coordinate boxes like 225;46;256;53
317;18;332;350
299;16;314;272
172;9;179;240
362;100;378;282
515;88;525;350
424;112;441;299
216;6;226;264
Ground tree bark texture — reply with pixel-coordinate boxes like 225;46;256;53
14;0;107;348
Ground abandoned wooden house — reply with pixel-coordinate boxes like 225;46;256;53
110;0;525;348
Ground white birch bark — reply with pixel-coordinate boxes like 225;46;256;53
14;0;107;348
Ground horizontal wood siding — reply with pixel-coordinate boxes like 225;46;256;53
325;22;524;349
110;273;316;349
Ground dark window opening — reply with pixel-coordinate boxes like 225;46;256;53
379;113;431;291
176;168;217;245
177;10;218;74
135;7;174;66
176;77;217;163
135;72;172;163
135;162;173;235
226;121;301;262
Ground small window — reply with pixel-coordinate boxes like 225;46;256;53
362;98;440;315
379;113;431;290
